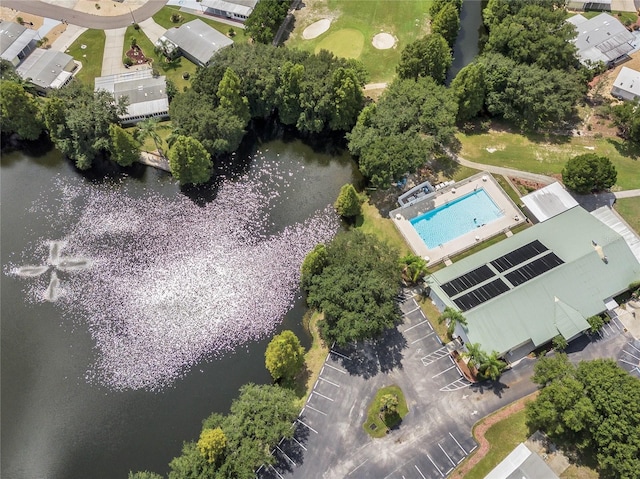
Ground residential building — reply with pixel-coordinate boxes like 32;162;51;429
427;206;640;362
200;0;258;22
0;21;38;66
16;49;76;93
611;66;640;101
95;69;169;125
568;12;635;67
156;19;233;67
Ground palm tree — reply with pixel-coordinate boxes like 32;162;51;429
438;306;467;337
400;254;429;284
478;351;506;381
463;342;486;369
136;118;164;157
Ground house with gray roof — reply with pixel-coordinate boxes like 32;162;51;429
201;0;258;22
568;12;635;67
0;21;38;66
485;443;559;479
427;206;640;362
611;66;640;101
95;69;169;125
16;49;76;93
156;19;233;67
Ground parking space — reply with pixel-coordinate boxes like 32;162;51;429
598;315;626;339
618;339;640;378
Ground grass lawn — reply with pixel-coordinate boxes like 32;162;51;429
295;310;329;407
125;120;173;152
456;129;640;190
123;25;197;91
615;197;640;235
356;200;412;256
287;0;432;83
153;5;249;43
417;295;449;341
464;409;530;479
67;29;106;85
363;385;408;438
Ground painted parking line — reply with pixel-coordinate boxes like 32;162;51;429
404;305;421;315
324;362;347;374
440;378;472;392
450;432;467;455
296;418;318;434
305;404;327;416
432;364;457;378
627;342;640;353
421;348;449;366
426;454;444;477
268;464;284;479
311;390;334;401
411;331;435;344
404;319;431;332
276;445;296;466
438;443;456;467
330;349;351;360
318;376;341;388
291;435;307;451
414;464;427;479
622;349;640;361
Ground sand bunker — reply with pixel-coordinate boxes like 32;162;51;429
303;18;331;40
372;32;396;49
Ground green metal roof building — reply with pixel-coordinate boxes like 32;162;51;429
427;207;640;362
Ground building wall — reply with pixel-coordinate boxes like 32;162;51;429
611;85;639;102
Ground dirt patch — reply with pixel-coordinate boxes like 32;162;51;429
451;392;539;479
302;18;331;39
0;9;44;29
509;177;549;195
372;32;396;49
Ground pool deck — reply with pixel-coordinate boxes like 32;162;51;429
390;173;526;266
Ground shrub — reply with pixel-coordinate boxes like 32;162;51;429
552;335;568;351
170;13;182;23
130;36;137;48
123;56;134;66
16;17;24;25
228;28;236;37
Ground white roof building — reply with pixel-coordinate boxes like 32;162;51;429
485;443;559;479
201;0;258;21
611;66;640;101
95;69;169;125
521;183;579;223
0;21;38;66
157;19;233;67
16;49;76;92
569;13;635;67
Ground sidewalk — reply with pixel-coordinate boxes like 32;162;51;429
50;23;87;52
102;27;128;76
138;17;166;45
617;301;640;339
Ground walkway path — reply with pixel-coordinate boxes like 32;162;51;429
3;0;167;29
50;23;87;52
615;189;640;199
138;17;166;45
102;27;128;76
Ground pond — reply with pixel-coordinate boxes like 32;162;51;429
1;130;361;479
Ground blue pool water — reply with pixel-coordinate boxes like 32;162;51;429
410;188;503;249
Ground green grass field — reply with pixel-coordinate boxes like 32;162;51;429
615;197;640;235
287;0;432;83
315;28;364;58
356;200;412;256
363;385;409;438
456;130;640;190
153;5;249;43
67;29;106;85
464;409;530;479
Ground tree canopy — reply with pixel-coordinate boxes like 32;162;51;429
302;230;402;346
347;76;457;187
109;124;140;167
197;428;227;464
334;183;362;218
527;355;640;478
264;330;306;383
167;135;213;186
450;62;486;122
431;2;461;48
244;0;289;44
562;153;617;194
0;80;43;140
609;100;640;143
396;33;452;84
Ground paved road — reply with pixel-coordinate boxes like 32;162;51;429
3;0;168;29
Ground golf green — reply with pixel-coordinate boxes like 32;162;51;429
314;28;365;59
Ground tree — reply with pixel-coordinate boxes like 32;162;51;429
437;306;467;337
562;153;617;194
197;427;227;464
329;67;364;131
303;230;402;346
552;334;568;351
43;82;124;170
396;34;452;84
0;80;43;140
527;358;640;478
586;315;605;334
108;124;140;167
167;135;213;186
431;2;460;48
334;183;362;218
276;61;304;125
609;99;640;143
265;330;306;383
128;471;164;479
463;342;487;369
244;0;289;44
0;59;21;82
477;351;506;381
217;67;250;124
379;393;399;420
136;118;164;155
301;243;328;289
450;62;485;122
399;254;428;284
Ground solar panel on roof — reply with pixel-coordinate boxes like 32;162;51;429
505;252;564;287
441;265;495;296
490;240;549;272
453;278;510;311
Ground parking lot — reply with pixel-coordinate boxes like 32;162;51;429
618;338;640;379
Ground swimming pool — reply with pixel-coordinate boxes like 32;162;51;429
410;188;503;249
